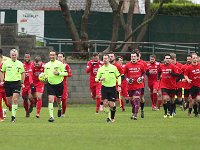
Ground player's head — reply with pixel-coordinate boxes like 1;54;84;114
49;50;57;62
108;51;115;63
170;53;176;64
186;54;192;64
103;54;110;65
116;56;123;65
57;52;65;63
92;52;99;62
149;54;156;63
191;53;198;64
34;56;42;67
131;51;139;63
10;49;18;61
24;52;31;63
164;54;171;64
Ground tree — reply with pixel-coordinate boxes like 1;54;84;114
59;0;92;52
106;0;165;53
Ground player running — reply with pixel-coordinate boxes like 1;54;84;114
57;52;72;117
86;52;103;113
124;51;145;120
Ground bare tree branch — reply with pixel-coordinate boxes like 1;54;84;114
117;0;166;51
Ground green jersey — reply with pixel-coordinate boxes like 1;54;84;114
44;60;68;85
95;64;121;87
1;59;24;81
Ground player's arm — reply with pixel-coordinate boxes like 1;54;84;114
95;68;102;82
86;61;92;74
184;68;192;83
66;64;72;77
58;64;68;76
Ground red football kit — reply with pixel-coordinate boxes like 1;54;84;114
181;63;192;90
62;63;72;115
159;63;181;90
124;62;145;90
86;60;103;113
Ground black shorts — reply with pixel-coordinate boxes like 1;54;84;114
190;86;200;99
101;86;116;102
161;88;176;98
47;83;63;98
184;89;190;98
4;81;21;97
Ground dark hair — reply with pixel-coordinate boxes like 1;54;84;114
116;56;123;61
92;52;98;56
131;51;139;57
25;51;30;55
164;54;171;59
35;56;41;63
150;54;156;59
57;52;65;58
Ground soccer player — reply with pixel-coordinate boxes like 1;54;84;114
136;50;147;118
44;50;68;122
95;54;121;123
184;53;200;117
31;56;45;118
170;53;184;112
116;56;129;111
22;52;35;117
124;51;145;120
146;54;161;110
158;54;181;118
57;52;72;117
181;55;192;111
0;49;25;122
0;55;5;122
108;52;125;111
86;52;103;113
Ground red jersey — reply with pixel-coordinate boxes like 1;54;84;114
124;62;145;90
0;63;5;93
184;63;200;87
32;63;45;84
181;63;192;89
23;62;34;85
158;63;181;90
138;59;147;70
146;61;160;84
86;60;103;83
113;61;124;75
175;62;183;88
63;63;72;83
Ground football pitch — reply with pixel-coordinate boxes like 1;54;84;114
0;104;200;150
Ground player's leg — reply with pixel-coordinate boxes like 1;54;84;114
107;87;117;122
35;92;43;118
56;83;64;118
95;83;102;113
61;83;67;116
169;90;176;118
47;83;56;122
161;88;170;118
0;93;4;121
22;88;29;117
132;89;141;120
140;88;145;118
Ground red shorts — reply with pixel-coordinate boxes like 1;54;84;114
22;84;31;97
34;82;44;93
62;83;68;100
148;81;159;91
90;82;101;99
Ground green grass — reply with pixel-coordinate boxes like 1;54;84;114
0;104;200;150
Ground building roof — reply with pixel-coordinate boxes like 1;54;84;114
0;0;112;12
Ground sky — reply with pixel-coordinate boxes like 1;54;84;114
192;0;200;3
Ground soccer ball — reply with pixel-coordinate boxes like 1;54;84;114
38;73;48;82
